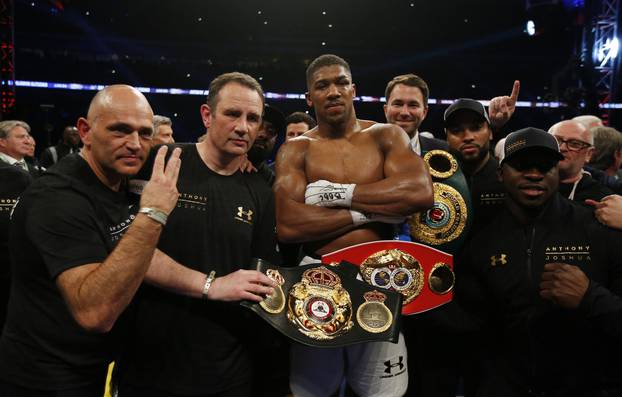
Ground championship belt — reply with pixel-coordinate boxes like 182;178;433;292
241;259;403;347
321;240;454;315
410;150;472;255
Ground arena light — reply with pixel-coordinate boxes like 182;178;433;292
526;20;536;36
596;37;619;66
610;37;619;59
7;79;622;109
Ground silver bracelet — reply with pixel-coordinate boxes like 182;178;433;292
138;207;168;226
202;270;216;300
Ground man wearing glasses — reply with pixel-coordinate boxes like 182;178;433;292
549;120;612;203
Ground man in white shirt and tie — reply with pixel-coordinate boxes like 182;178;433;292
0;120;35;174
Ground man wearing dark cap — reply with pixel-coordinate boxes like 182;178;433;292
444;98;505;233
458;127;622;396
248;103;285;185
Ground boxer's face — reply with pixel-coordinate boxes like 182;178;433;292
306;65;356;125
384;84;428;138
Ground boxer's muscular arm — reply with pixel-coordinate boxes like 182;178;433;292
274;139;356;243
351;125;433;216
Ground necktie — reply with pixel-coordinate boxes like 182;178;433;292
14;161;27;171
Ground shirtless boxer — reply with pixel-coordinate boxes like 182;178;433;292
274;54;433;397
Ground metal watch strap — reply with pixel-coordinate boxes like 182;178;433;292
202;270;216;300
138;207;168;226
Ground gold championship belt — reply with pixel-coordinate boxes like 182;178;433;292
287;266;354;340
322;241;454;315
410;150;471;255
241;259;403;347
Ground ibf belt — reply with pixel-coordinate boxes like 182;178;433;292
410;150;472;255
321;241;454;315
241;259;402;347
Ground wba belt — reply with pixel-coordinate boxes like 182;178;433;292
321;240;454;316
241;259;402;347
409;150;472;255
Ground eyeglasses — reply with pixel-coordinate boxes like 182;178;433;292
554;136;592;151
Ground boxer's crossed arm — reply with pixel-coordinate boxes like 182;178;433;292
350;124;433;216
303;125;433;216
274;139;358;243
274;126;434;243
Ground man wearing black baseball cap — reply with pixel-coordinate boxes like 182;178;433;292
444;98;505;233
457;127;622;396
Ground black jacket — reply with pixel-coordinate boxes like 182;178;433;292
419;135;449;153
39;143;77;169
460;195;622;396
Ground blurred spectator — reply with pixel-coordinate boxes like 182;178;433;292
549;120;612;203
285;111;316;141
152;115;175;145
40;126;80;169
0;120;41;178
248;103;285;185
589;126;622;178
573;114;603;130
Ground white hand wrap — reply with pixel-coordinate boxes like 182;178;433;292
350;210;407;226
305;179;356;208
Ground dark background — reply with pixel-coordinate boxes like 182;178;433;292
9;0;621;151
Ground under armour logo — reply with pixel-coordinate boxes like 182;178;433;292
384;356;405;374
490;254;508;267
237;207;253;222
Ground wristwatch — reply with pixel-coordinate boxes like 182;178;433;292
138;207;168;226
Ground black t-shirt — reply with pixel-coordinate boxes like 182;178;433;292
464;156;506;235
119;144;279;394
0;154;134;390
559;173;613;205
0;163;32;330
0;163;31;275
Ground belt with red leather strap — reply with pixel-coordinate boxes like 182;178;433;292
321;240;454;315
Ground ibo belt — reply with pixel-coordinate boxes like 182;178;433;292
321;240;454;315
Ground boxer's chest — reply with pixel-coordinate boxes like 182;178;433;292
305;138;384;183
